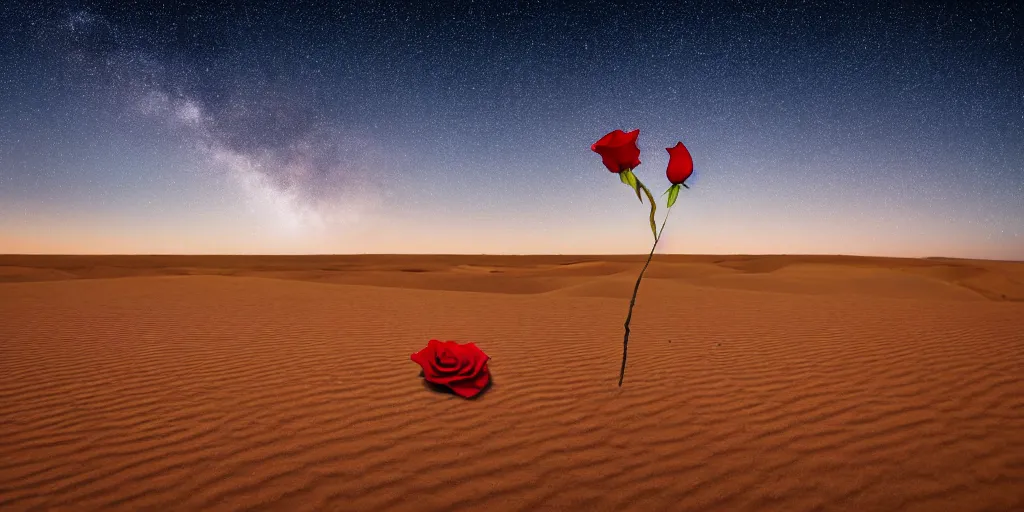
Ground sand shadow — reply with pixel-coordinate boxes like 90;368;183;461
419;371;494;400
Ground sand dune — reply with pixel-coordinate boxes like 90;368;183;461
1;254;1022;511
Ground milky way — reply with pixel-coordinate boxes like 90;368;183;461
32;4;395;230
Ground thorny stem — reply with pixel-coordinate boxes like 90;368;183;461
619;184;674;388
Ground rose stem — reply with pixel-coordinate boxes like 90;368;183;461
618;184;674;388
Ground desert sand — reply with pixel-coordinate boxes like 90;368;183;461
1;254;1022;511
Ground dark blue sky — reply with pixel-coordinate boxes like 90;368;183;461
1;0;1021;258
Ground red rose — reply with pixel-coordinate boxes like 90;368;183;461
591;129;641;173
411;339;491;398
665;141;694;185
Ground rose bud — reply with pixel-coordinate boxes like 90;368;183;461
665;141;694;186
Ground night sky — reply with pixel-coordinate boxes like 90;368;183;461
1;0;1021;259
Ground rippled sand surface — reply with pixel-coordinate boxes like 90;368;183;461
2;254;1022;511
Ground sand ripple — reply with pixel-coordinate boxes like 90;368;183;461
1;257;1022;511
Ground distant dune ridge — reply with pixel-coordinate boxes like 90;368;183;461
1;253;1023;301
1;254;1022;511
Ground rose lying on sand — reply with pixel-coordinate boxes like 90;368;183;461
411;339;492;398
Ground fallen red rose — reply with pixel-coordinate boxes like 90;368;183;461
591;129;641;173
411;339;491;398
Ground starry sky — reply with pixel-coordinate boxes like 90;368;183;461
1;0;1022;259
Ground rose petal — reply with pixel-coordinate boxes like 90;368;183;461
435;348;459;369
411;339;449;379
445;365;491;398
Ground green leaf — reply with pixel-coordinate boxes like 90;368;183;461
667;184;681;208
619;169;631;186
619;169;643;203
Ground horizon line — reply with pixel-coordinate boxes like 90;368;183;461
1;253;1020;263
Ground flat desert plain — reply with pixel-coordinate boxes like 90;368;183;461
1;254;1023;512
